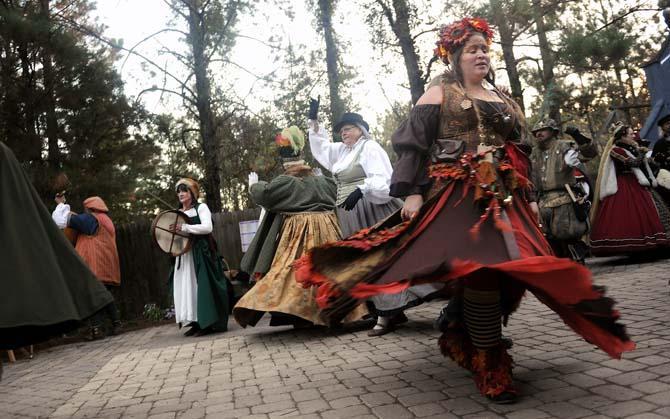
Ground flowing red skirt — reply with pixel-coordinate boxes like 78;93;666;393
590;173;669;256
295;159;634;359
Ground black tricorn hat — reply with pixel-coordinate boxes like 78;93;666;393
658;113;670;127
334;112;369;133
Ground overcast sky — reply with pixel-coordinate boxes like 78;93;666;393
91;0;663;131
92;0;464;129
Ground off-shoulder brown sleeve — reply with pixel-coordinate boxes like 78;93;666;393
389;104;440;197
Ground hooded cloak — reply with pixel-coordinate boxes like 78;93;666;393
0;143;113;349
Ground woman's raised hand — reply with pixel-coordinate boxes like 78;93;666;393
248;172;259;190
308;97;320;120
401;194;424;221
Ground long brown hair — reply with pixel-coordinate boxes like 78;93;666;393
441;35;530;146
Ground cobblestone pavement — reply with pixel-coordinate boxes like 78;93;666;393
1;256;669;419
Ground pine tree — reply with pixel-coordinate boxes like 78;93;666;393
0;0;159;220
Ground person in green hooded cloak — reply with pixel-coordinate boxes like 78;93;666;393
0;143;113;355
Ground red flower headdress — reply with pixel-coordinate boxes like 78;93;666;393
434;17;494;64
274;133;291;147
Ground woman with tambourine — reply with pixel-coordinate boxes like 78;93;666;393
163;178;229;336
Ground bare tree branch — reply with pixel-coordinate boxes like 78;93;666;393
515;55;541;65
135;86;198;109
163;0;188;20
157;45;194;70
509;0;584;40
120;28;190;74
180;127;200;151
205;0;241;62
210;58;276;82
421;56;438;84
51;0;80;20
591;6;660;34
57;16;198;101
236;34;282;50
411;27;438;42
377;80;403;120
512;20;537;41
375;0;396;32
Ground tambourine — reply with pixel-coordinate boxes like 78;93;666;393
151;210;192;256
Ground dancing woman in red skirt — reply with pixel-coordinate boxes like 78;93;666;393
590;123;670;255
295;17;634;404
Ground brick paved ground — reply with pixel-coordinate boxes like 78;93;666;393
1;255;669;419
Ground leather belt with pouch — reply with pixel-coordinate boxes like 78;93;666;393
431;138;465;163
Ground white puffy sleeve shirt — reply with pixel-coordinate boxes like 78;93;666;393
180;203;213;235
52;203;71;229
309;123;394;205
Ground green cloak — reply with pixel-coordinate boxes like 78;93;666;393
240;171;337;276
0;143;113;349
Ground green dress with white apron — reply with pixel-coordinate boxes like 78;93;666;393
169;203;229;331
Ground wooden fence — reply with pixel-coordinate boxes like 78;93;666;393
211;208;262;269
112;207;262;320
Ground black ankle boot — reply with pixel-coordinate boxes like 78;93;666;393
501;335;513;349
109;321;123;336
183;324;200;336
434;298;462;333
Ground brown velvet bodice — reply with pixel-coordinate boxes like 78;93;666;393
389;79;528;198
437;83;521;152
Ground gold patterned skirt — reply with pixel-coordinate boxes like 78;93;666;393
233;211;367;327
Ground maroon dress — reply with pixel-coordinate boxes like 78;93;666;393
295;90;634;398
590;142;669;255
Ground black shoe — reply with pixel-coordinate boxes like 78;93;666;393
183;325;200;336
193;327;215;337
109;321;123;336
434;299;463;332
434;310;447;332
501;335;513;349
487;391;517;404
